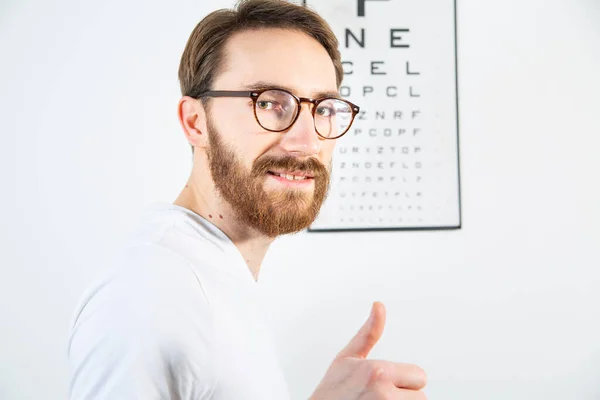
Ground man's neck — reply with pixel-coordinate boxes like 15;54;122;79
173;182;274;282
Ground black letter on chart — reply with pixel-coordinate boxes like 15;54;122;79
391;29;410;48
371;61;386;75
407;62;420;75
345;28;365;48
342;61;354;75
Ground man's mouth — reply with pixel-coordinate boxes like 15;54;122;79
267;170;315;181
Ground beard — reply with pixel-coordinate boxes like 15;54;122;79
205;117;331;238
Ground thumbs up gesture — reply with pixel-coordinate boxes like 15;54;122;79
309;302;427;400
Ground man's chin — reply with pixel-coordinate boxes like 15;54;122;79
237;178;326;236
268;214;316;235
266;191;315;210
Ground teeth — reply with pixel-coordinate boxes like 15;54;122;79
277;173;307;181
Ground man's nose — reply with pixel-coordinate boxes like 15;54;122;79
278;103;321;156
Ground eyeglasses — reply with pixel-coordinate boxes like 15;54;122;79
195;88;360;139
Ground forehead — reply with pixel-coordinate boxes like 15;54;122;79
213;28;338;98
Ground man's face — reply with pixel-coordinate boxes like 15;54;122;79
203;28;339;237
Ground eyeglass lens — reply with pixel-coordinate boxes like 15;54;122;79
255;90;353;138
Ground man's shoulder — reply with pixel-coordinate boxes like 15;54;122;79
70;243;212;338
67;242;217;399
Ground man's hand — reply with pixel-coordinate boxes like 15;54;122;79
309;301;427;399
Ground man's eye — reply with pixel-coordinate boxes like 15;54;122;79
257;101;280;110
316;106;334;117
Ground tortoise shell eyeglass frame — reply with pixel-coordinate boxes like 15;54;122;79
193;88;360;140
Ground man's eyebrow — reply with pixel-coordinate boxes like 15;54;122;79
242;81;340;99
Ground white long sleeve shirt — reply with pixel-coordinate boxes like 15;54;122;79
68;202;291;399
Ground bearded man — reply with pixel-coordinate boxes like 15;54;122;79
67;1;427;399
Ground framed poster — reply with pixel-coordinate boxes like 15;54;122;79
304;0;462;232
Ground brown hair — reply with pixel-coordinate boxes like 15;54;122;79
178;0;343;100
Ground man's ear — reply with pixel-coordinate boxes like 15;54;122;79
178;96;209;150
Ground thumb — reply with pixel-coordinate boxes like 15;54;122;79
337;301;386;359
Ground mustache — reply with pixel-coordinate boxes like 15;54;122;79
251;155;328;178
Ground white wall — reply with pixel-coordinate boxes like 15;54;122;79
1;0;599;399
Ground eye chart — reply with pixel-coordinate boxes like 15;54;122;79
305;0;462;231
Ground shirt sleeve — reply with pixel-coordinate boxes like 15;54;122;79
67;244;216;400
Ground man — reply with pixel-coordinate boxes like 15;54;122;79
68;0;427;398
